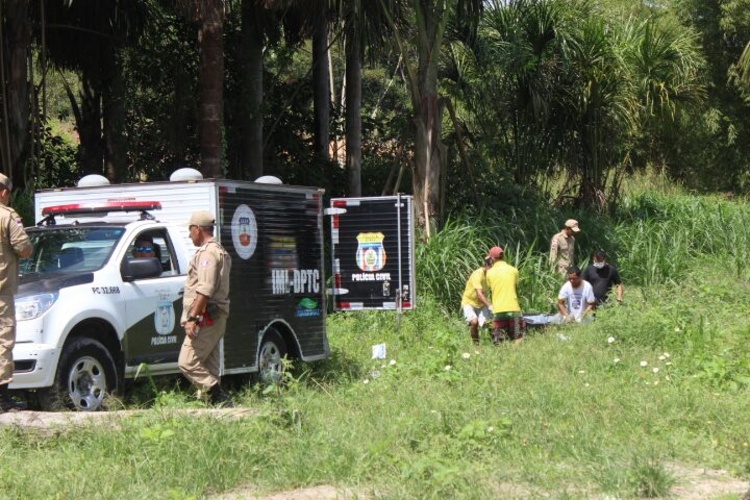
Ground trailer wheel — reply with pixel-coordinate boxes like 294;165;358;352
258;328;287;384
39;338;118;411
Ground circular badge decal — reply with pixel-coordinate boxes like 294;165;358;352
231;204;258;260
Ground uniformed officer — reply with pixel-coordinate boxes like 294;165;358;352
549;219;580;275
0;173;33;412
178;210;233;406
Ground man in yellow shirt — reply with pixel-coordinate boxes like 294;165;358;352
460;256;493;344
485;245;523;344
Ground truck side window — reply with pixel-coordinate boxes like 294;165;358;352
154;236;177;275
126;230;177;277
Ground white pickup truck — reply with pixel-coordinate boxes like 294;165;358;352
11;171;329;411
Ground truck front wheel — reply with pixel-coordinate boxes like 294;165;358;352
40;338;118;411
258;328;287;384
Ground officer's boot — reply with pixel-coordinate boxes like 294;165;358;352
209;383;234;408
0;384;27;412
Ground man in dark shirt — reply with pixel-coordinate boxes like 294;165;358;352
583;250;623;305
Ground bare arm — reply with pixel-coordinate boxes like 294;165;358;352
19;243;33;259
476;289;491;309
581;301;596;319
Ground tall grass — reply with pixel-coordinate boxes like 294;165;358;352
420;189;750;313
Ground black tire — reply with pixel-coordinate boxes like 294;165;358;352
258;328;287;385
39;338;118;411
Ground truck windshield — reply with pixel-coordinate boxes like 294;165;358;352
20;227;125;276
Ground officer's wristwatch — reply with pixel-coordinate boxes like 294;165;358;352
187;315;202;324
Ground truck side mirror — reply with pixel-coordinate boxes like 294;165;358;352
121;257;163;281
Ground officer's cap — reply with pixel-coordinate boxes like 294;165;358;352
188;210;216;228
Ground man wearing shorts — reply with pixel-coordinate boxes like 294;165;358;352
485;245;523;344
461;256;493;344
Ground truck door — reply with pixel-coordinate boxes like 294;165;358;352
120;229;186;368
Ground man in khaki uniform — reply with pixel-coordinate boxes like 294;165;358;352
549;219;580;275
178;210;232;406
0;173;33;412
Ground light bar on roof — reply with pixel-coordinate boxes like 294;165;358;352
41;201;162;216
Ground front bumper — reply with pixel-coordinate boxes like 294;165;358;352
8;342;59;389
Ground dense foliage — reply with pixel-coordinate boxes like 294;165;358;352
1;0;749;213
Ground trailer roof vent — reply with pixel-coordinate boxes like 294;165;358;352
170;168;203;182
255;175;282;184
77;175;110;188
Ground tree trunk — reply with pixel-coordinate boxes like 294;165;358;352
169;55;191;166
241;0;263;180
413;92;446;236
411;0;447;236
199;0;225;178
312;15;331;169
78;73;103;176
3;0;31;189
102;49;127;183
345;32;362;197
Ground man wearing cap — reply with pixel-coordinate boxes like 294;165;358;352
178;210;233;406
0;174;33;412
485;245;523;344
550;219;580;275
460;255;493;344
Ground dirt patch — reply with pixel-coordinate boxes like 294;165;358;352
215;466;750;500
0;407;258;432
668;463;749;500
213;485;362;500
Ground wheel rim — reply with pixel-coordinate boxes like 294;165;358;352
67;355;107;410
259;341;283;384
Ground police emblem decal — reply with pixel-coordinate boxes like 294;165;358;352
231;204;258;260
355;232;387;272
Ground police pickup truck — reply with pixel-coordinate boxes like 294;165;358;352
11;171;329;411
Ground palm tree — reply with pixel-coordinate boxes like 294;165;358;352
197;0;225;178
382;0;482;235
620;17;705;176
452;0;568;186
335;0;400;197
0;0;31;189
34;0;151;181
234;0;332;181
240;0;265;180
558;12;704;209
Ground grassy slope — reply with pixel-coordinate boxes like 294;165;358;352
2;189;750;499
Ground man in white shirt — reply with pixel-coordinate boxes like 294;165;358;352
557;266;596;323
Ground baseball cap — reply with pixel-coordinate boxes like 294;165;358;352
0;173;12;191
188;210;216;227
486;246;504;259
565;219;581;232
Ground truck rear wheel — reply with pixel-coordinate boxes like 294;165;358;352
40;338;118;411
258;328;287;384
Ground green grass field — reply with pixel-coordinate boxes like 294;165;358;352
1;184;749;499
